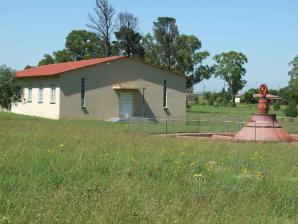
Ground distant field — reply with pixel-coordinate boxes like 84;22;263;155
125;104;298;134
0;112;297;223
187;103;287;117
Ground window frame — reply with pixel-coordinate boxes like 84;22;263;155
38;84;43;104
50;83;56;104
27;85;32;103
163;80;168;109
81;78;86;108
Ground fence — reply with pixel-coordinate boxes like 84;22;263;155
121;115;298;135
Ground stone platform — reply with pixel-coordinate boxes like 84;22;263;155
234;113;292;142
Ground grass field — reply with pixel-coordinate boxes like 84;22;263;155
187;103;287;117
124;104;298;134
0;112;298;223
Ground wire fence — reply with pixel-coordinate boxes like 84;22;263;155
120;115;298;135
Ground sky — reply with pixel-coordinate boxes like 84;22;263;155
0;0;297;92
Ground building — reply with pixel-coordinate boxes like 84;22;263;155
11;56;187;120
235;93;243;104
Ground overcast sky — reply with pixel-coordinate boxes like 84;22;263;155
1;0;297;92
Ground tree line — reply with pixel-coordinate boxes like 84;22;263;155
1;0;296;116
26;0;247;104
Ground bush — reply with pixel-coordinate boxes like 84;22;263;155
186;102;191;110
203;91;233;107
284;101;297;117
208;99;214;106
273;103;281;111
0;65;23;110
242;92;255;104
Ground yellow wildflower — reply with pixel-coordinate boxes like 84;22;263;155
193;173;203;178
255;171;263;178
190;162;196;166
3;155;7;157
48;150;51;152
60;144;64;147
241;167;249;175
173;161;180;165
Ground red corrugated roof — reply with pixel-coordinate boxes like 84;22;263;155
16;56;126;78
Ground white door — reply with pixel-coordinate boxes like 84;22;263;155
119;92;134;117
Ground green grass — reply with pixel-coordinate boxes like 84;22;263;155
188;103;287;117
124;104;298;134
0;112;297;223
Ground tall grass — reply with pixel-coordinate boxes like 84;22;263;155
0;112;297;223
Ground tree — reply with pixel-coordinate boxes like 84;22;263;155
289;55;298;80
190;65;214;87
242;88;258;104
111;40;120;56
175;35;207;74
65;30;103;61
268;89;279;96
174;34;212;88
53;50;72;63
213;51;248;105
279;86;291;102
117;12;138;31
243;92;255;104
284;101;297;117
288;55;298;104
24;65;33;69
145;18;211;89
0;65;23;110
143;33;159;65
153;17;179;69
115;27;144;57
87;0;115;57
114;12;144;57
38;30;103;65
284;88;297;117
38;54;55;66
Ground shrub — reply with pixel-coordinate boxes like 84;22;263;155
186;102;191;110
242;92;256;104
284;101;297;117
0;65;23;110
273;102;281;111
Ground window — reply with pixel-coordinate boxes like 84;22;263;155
163;80;168;108
81;78;86;108
38;84;43;103
27;85;32;103
50;83;56;104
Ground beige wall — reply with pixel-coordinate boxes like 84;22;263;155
11;77;60;119
59;59;186;120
